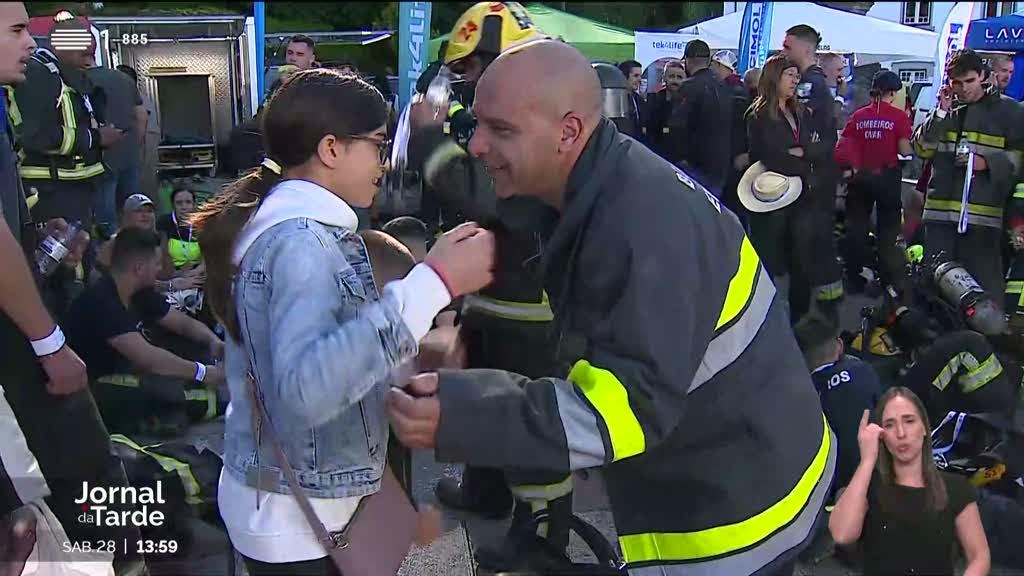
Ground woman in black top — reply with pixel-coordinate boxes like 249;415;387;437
830;386;990;576
745;55;824;309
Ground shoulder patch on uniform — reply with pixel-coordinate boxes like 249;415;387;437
674;168;721;212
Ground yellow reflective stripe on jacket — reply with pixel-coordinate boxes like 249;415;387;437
716;236;759;331
1015;183;1024;200
448;102;465;117
930;351;1002;393
619;414;831;564
943;130;1006;149
184;387;218;420
924;198;1003;218
568;359;645;462
4;86;20;128
56;86;76;156
960;353;1003;394
914;139;936;159
110;434;203;505
815;280;845;302
1007;281;1024;307
19;161;104;181
96;374;141;388
463;291;553;322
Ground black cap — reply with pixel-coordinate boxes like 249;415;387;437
684;39;710;59
871;70;902;94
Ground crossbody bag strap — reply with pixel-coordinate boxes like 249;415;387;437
244;371;348;552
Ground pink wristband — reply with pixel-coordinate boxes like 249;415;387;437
424;261;456;298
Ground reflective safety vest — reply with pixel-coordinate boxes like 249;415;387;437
10;49;105;183
168;237;201;269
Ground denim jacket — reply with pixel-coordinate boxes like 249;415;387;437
222;206;418;498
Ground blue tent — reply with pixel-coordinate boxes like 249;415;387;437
966;12;1024;99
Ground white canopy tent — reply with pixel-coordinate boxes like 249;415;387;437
633;30;733;70
678;2;938;60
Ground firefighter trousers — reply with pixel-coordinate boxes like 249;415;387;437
27;179;101;228
457;310;571;533
844;167;907;293
923;222;1006;297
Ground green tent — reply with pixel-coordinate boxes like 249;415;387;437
429;3;634;64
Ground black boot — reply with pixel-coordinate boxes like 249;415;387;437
474;493;575;572
434;467;513;519
475;496;574;573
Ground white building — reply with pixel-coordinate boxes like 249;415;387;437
721;2;1021;82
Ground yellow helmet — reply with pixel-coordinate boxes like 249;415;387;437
444;2;543;65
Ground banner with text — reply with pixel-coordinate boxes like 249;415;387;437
738;1;773;75
934;2;974;94
398;1;432;110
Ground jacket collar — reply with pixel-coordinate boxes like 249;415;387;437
542;118;621;285
232;178;359;265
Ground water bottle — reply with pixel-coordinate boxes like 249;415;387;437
35;220;81;277
425;67;452;118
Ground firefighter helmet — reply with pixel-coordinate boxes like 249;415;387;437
444;2;543;65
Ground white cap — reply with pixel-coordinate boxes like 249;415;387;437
712;50;738;72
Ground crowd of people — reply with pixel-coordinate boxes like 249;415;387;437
2;1;1024;576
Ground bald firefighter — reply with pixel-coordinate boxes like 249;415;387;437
390;40;835;576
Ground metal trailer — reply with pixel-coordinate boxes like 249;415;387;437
90;15;257;180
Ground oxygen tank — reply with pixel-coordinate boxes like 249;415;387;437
932;259;1008;336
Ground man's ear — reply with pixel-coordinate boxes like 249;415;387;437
558;113;585;153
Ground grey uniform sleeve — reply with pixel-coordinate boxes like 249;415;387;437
436;191;724;473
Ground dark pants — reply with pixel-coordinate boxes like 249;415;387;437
457;312;569;510
844;167;907;292
27;179;99;228
243;555;340;576
748;197;823;321
0;315;144;572
924;222;1006;297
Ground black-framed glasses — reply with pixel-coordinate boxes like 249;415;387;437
350;135;392;165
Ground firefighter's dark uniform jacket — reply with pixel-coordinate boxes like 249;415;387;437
435;119;836;575
407;103;559;381
669;67;732;192
11;48;104;183
913;85;1022;232
903;329;1016;424
913;84;1022;294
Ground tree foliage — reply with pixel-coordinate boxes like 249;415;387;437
31;2;723;34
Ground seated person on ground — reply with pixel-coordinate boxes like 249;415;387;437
382;216;429;262
97;194;200;293
794;314;884;495
64;228;225;434
889;308;1020;424
156;187;204;278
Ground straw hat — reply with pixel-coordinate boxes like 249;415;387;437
737;162;802;213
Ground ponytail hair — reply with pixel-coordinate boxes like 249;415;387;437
190;160;281;341
189;69;388;342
